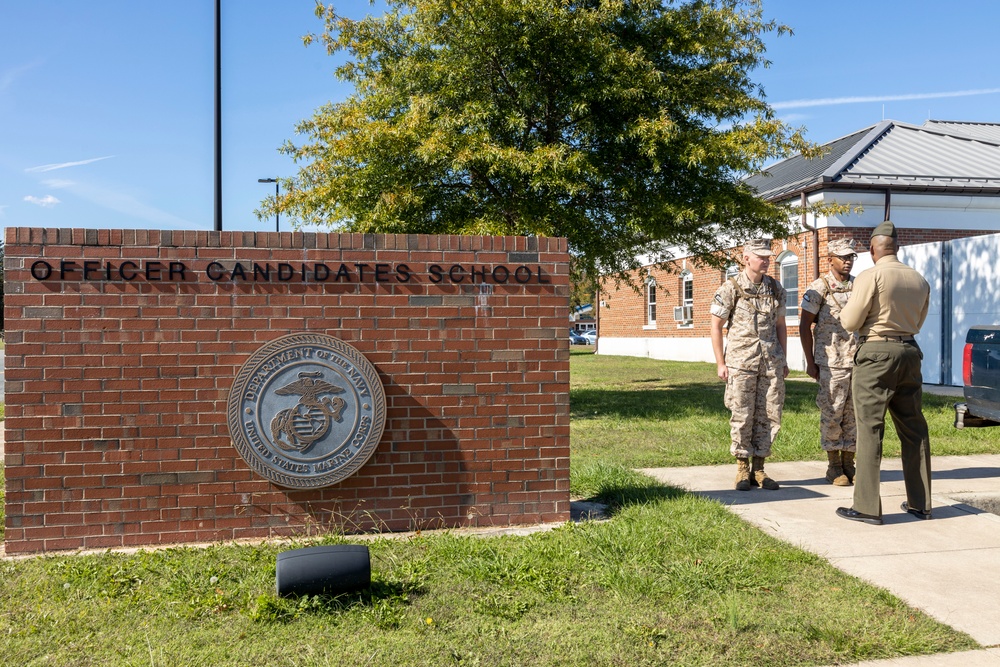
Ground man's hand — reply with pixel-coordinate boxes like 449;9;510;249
783;364;790;379
717;363;729;381
805;361;819;380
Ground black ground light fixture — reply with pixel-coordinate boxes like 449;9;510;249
275;545;372;597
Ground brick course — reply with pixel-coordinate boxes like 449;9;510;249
3;229;571;554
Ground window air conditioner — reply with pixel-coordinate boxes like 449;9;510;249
673;306;693;322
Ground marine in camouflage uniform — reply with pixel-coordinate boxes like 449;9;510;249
710;239;789;491
799;239;859;486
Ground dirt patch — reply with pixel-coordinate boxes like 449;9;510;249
947;494;1000;516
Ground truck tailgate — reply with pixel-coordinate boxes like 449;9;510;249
966;326;1000;422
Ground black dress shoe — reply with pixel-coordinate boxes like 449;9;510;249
900;501;932;519
835;507;883;525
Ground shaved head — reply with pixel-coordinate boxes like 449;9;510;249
871;235;897;256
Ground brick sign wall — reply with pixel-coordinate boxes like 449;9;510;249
3;228;571;555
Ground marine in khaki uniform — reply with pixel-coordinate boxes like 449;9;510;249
835;221;932;525
710;239;788;491
799;239;859;486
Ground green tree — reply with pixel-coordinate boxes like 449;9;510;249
265;0;814;278
570;260;597;311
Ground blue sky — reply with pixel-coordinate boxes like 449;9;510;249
2;0;999;234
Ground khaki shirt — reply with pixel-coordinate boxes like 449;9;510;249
710;270;787;371
800;272;858;368
840;255;930;337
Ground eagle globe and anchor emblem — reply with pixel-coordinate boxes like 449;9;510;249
227;333;387;488
270;371;347;453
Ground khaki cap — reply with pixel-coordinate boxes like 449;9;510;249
744;239;774;257
828;239;858;257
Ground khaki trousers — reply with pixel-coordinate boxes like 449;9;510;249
851;341;932;517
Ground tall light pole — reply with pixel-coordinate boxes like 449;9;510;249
214;0;222;231
258;178;279;232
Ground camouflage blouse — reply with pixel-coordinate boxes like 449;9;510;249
800;272;858;369
710;271;787;372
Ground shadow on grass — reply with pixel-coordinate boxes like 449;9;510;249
571;381;820;421
263;579;423;623
591;481;688;517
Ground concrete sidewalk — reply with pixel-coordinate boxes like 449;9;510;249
642;454;1000;664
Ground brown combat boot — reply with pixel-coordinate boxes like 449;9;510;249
842;451;856;484
826;451;850;486
735;458;752;491
752;456;779;490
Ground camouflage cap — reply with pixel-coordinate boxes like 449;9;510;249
744;239;774;257
828;239;858;257
870;220;898;240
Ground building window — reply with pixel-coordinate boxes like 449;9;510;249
778;252;799;318
725;265;739;281
646;279;657;327
676;271;694;326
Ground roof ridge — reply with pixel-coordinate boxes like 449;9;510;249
821;120;895;181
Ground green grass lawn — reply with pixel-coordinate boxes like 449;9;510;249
569;351;1000;495
0;352;995;666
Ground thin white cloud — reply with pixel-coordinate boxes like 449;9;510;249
0;60;42;94
778;113;809;123
59;181;197;229
0;204;8;217
771;87;1000;110
24;194;61;207
25;155;114;173
42;178;75;189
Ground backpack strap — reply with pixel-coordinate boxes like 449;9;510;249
818;275;849;317
727;277;740;329
819;276;832;299
726;275;780;328
731;275;780;304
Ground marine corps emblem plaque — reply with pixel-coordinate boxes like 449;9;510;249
228;333;387;488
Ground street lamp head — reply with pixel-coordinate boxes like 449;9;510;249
258;177;281;232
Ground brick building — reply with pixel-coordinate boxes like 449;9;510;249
597;120;1000;373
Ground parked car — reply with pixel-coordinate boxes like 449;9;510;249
581;330;597;344
569;330;588;345
955;325;1000;428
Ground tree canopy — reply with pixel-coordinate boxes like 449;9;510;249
264;0;814;278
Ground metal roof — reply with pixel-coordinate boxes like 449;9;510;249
923;120;1000;143
743;127;874;200
745;119;1000;201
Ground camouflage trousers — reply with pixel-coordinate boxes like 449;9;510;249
817;366;856;452
725;367;784;458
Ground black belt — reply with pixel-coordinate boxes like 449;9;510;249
859;335;914;343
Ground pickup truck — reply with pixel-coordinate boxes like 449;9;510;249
954;325;1000;428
